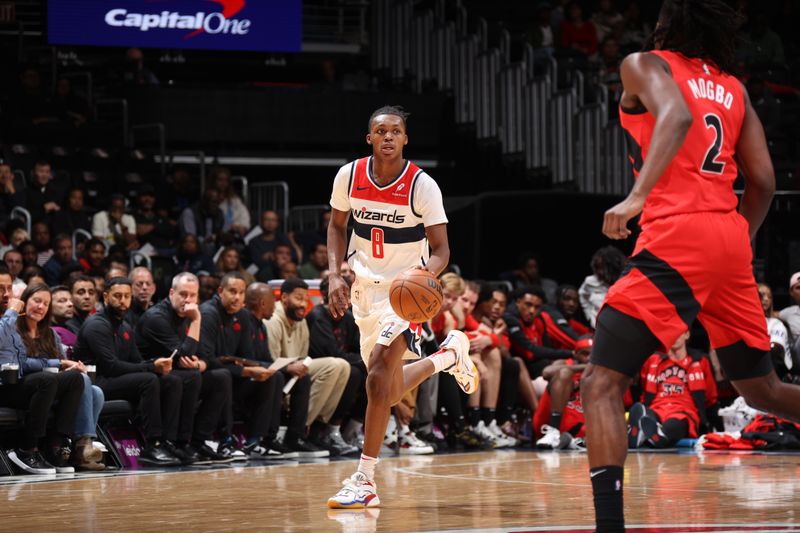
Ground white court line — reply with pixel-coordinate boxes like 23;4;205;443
411;524;800;533
392;456;736;494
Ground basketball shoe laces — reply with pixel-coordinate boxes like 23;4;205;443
338;472;373;498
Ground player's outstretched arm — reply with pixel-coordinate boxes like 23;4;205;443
424;223;450;277
603;52;693;240
736;85;775;241
327;208;351;319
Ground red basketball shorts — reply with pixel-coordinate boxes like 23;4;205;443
604;210;770;354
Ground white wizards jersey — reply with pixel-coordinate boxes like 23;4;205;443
330;156;448;282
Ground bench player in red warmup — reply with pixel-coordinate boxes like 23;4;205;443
579;1;800;531
325;106;478;509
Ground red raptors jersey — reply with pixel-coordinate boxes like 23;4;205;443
640;353;717;414
620;50;745;226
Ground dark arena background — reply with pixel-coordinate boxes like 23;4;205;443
0;1;799;532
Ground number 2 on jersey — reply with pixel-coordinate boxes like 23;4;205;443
701;113;725;174
371;227;385;258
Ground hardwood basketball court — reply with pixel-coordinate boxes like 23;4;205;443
3;449;799;532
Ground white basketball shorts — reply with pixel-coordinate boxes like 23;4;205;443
351;277;422;367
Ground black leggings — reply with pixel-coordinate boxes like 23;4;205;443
0;371;84;449
332;362;367;423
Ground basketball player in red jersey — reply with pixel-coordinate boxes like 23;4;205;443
326;106;478;509
579;2;800;531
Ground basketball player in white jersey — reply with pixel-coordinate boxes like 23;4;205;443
326;106;478;508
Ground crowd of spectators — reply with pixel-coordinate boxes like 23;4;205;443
0;1;798;475
523;0;800;147
1;155;798;473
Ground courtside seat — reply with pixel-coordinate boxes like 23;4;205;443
0;408;21;427
99;400;133;418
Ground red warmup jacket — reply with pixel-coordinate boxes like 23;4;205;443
464;314;509;350
640;352;717;437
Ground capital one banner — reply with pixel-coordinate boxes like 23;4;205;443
48;0;302;52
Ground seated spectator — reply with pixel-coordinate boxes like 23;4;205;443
0;227;30;260
8;67;59;135
43;234;81;286
105;247;130;277
74;277;181;466
51;77;91;129
629;331;717;448
591;0;623;42
32;221;54;267
618;0;651;52
505;286;572;379
50;187;92;237
779;272;800;339
21;265;46;287
266;278;350;454
211;166;250;238
534;335;592;449
256;243;294;282
242;282;307;459
173;234;215;275
298;243;328;280
278;261;299;280
126;266;156;327
65;274;97;334
528;3;556;64
92;194;139;250
91;276;106;306
433;275;492;449
159;166;198;221
0;266;11;314
135;272;234;463
294;209;331;260
198;272;220;302
559;2;598;56
19;240;40;269
306;278;364;455
591;36;623;95
0;162;24;224
107;261;129;280
134;184;177;251
50;285;76;352
215;246;255;285
759;283;795;382
24;161;64;224
123;47;160;86
0;283;103;472
500;252;558;304
179;188;224;256
79;237;107;277
456;284;519;448
579;245;626;328
247;210;296;270
554;284;592;335
199;273;320;458
4;249;26;291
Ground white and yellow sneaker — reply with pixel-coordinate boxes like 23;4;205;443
438;330;479;394
327;472;380;509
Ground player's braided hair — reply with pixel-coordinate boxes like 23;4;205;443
643;0;743;74
368;105;410;131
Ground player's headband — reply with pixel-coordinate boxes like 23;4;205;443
574;338;593;351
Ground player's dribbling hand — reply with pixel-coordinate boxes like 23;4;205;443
327;273;350;320
603;195;644;240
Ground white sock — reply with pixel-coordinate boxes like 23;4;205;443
327;423;340;435
358;454;378;480
429;349;456;373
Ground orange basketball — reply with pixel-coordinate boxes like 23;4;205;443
389;268;443;323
